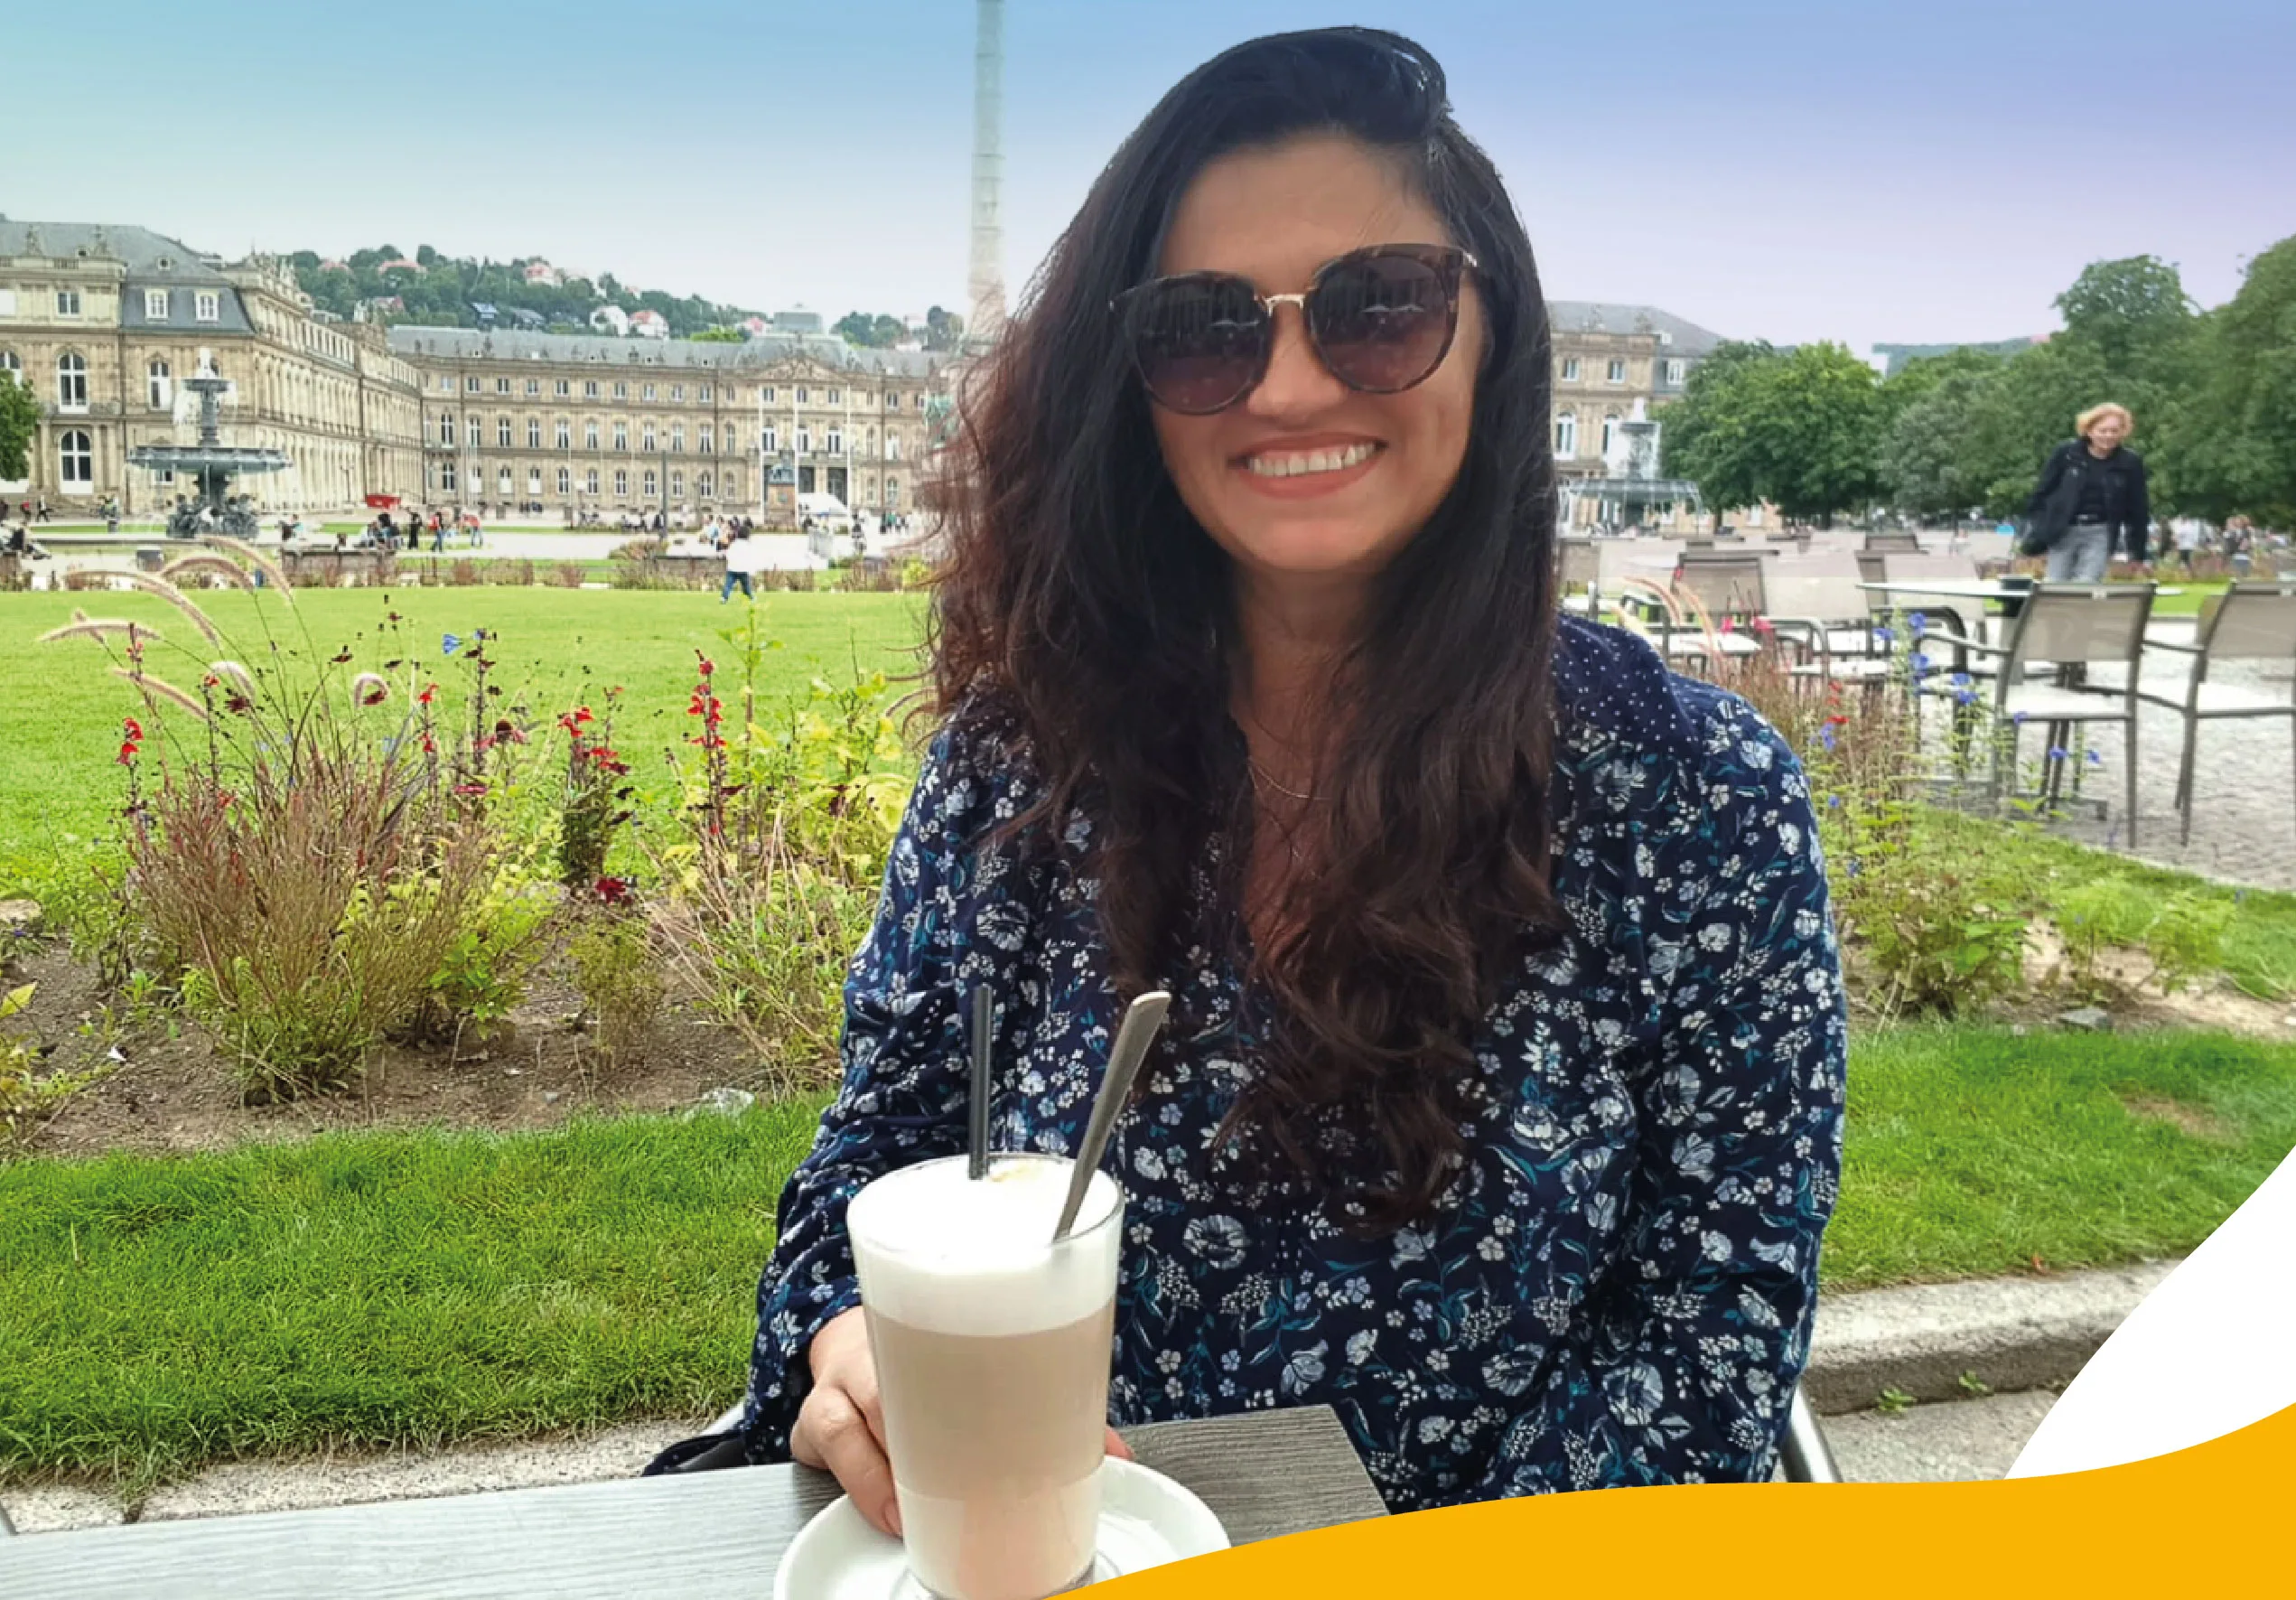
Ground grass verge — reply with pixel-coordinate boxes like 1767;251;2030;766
3;1027;2292;1490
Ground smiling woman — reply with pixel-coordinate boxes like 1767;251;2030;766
651;26;1847;1525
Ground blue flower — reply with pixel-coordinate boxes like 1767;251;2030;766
1949;672;1972;688
2048;746;2067;762
1954;688;1978;706
1827;793;1843;810
1872;625;1895;646
442;632;462;656
1908;612;1927;637
2086;749;2104;766
1820;724;1837;752
2012;710;2029;725
1909;651;1932;676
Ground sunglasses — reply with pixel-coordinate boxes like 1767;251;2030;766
1113;244;1478;416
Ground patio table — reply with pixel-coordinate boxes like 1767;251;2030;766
0;1407;1386;1600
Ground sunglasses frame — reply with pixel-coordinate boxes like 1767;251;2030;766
1113;243;1479;416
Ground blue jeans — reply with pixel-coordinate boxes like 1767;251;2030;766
721;570;753;603
2045;522;2111;583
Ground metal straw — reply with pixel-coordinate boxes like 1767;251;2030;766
967;985;994;1181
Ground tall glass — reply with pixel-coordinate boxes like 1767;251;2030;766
847;1153;1125;1600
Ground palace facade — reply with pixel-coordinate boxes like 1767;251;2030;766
4;220;1724;528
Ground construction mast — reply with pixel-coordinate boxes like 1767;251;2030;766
966;0;1006;351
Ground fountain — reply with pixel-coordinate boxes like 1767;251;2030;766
1563;398;1704;531
127;349;290;538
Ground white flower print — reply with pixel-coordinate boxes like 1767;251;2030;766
1181;1214;1249;1269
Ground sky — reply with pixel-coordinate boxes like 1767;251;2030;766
6;1;2291;355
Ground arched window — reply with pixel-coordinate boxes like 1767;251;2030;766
60;428;94;488
1553;414;1577;460
613;469;629;497
697;470;714;499
527;417;541;449
57;352;89;410
527;468;542;496
497;416;512;448
555;467;571;495
585;469;599;495
585;419;600;451
642;469;658;498
148;359;173;411
497;466;512;497
1600;413;1620;459
556;419;571;450
0;351;23;387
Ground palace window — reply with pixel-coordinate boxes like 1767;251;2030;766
440;412;455;444
670;469;685;498
56;289;82;317
885;433;901;463
697;471;714;498
1664;358;1685;387
886;392;900;408
498;467;512;496
468;416;482;447
826;388;840;405
555;379;571;398
723;466;740;496
613;469;628;497
1605;359;1626;384
670;424;684;453
441;462;457;491
797;427;811;454
439;374;454;391
826;427;843;456
698;384;713;401
1601;414;1619;456
642;469;658;497
586;419;601;450
698;423;714;454
145;289;169;320
796;387;808;404
1561;357;1581;382
1553;414;1577;459
466;376;481;393
613;421;629;451
527;468;542;496
56;352;88;410
642;384;656;402
526;379;540;397
762;426;777;454
613;380;628;399
497;377;511;394
195;292;219;323
497;416;512;448
527;417;541;449
723;423;738;454
59;429;93;488
0;351;20;387
762;387;776;403
583;379;600;398
585;468;600;495
670;384;684;401
148;359;172;410
885;479;900;507
641;422;656;452
556;419;572;450
556;467;571;495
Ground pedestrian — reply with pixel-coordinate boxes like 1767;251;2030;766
33;497;51;523
647;25;1843;1515
720;524;760;603
2020;403;2151;582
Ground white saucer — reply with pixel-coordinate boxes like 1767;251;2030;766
773;1456;1230;1600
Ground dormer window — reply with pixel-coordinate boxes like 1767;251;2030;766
145;289;169;319
194;291;219;323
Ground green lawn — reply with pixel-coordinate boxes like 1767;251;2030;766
0;587;928;881
2;1026;2290;1491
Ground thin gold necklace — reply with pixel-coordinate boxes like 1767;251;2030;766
1247;756;1321;803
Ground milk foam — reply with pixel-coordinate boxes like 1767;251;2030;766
849;1155;1123;1337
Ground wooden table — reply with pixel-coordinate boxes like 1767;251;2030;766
0;1408;1386;1599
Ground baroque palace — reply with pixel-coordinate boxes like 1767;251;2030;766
2;220;1722;526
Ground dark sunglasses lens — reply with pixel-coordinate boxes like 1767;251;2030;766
1131;277;1266;412
1311;255;1454;392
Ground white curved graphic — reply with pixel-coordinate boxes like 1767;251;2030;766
2010;1146;2295;1476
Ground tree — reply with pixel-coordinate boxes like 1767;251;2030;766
923;305;966;351
1878;366;2001;520
1657;341;1776;519
0;373;41;482
2189;234;2296;523
689;327;744;343
2055;256;2197;376
1658;341;1882;527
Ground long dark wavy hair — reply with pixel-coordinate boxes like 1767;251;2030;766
930;27;1563;1232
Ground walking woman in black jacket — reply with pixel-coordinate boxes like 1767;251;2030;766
2024;403;2151;582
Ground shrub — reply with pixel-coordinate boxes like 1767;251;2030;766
39;562;530;1099
2148;894;2233;996
567;907;663;1062
554;691;633;891
487;559;537;587
552;561;589;589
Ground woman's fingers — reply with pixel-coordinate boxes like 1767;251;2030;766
1105;1425;1134;1462
795;1385;903;1537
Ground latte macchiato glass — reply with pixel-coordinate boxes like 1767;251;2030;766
847;1153;1125;1600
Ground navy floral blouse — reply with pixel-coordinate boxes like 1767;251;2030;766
733;617;1847;1511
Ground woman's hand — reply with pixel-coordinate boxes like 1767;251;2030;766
790;1305;1134;1539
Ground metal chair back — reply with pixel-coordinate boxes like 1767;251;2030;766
2004;585;2155;675
2199;582;2296;661
1674;551;1767;619
1764;555;1871;628
1881;551;1979;585
1557;537;1600;591
1863;530;1922;553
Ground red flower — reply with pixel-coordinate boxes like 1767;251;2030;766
1825;714;1849;726
593;875;632;905
417;683;437;706
696;656;715;678
117;741;139;765
359;684;387;707
123;717;145;742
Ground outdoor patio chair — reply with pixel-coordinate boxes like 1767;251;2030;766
1927;583;2156;842
2133;581;2296;845
1765;557;1895;689
1863;530;1921;554
1780;1385;1844;1483
1651;552;1767;667
1557;538;1601;615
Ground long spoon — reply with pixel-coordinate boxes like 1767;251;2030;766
1050;990;1171;1242
967;986;994;1182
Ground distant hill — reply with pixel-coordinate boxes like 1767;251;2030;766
1871;336;2046;378
289;245;762;338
